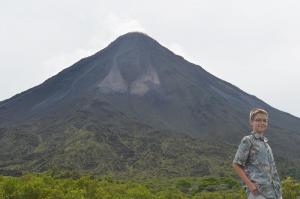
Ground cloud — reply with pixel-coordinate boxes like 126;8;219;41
105;13;146;37
87;13;146;50
41;13;147;81
166;42;197;64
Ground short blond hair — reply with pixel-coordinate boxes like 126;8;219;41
249;108;268;122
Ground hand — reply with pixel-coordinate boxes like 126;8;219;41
248;182;258;195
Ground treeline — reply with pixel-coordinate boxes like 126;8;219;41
0;172;299;199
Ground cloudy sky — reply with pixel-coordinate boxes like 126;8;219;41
1;0;300;117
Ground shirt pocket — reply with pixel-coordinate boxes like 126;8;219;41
249;146;260;162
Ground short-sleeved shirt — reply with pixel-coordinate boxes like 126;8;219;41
233;132;282;199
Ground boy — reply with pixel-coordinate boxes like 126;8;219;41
233;108;282;199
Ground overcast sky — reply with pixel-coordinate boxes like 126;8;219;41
1;0;300;117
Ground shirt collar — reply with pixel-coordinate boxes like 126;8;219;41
251;131;268;142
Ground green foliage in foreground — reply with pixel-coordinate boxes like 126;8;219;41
0;172;299;199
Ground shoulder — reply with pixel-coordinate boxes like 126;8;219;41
241;135;253;144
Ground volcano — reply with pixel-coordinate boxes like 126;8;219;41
0;32;299;177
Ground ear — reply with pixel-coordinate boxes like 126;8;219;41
249;120;253;128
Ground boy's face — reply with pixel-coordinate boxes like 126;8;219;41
250;113;268;134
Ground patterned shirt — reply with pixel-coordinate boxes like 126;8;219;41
233;132;282;199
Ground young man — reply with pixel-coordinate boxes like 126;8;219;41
233;108;282;199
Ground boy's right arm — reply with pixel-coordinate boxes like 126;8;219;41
232;163;257;194
233;136;257;194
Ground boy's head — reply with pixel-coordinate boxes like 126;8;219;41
249;108;268;133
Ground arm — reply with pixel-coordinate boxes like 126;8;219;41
232;163;257;194
232;136;257;194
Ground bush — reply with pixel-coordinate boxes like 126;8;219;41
0;172;298;199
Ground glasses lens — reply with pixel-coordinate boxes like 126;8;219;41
254;119;268;122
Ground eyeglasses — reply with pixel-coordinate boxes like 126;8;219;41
254;118;268;122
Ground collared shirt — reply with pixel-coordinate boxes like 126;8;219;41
233;132;282;199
